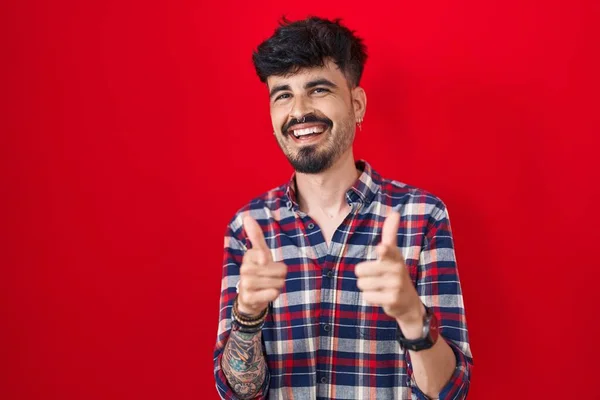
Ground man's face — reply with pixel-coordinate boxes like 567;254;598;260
267;60;359;174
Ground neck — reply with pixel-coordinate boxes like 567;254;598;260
295;150;360;218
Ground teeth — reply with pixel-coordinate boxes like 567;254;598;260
293;126;325;138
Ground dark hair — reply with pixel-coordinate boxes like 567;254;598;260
252;17;368;87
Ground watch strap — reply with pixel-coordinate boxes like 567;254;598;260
396;305;439;352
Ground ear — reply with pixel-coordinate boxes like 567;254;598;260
351;86;367;122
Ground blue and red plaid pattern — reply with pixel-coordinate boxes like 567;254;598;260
214;160;473;399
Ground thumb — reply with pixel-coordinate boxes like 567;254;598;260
381;210;401;247
243;216;271;256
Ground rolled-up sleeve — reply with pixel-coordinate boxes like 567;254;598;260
213;216;270;400
408;201;473;399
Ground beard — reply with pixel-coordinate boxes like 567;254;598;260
276;113;355;174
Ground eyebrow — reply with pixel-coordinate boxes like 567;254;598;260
305;78;337;90
269;78;338;99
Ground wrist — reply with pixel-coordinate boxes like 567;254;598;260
236;304;266;319
232;296;268;333
236;297;267;318
396;302;426;340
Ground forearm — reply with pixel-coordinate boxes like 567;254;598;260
406;335;456;398
398;306;456;398
221;329;268;399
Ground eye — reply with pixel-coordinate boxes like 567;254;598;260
274;93;291;102
312;87;330;94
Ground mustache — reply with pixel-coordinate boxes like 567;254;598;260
282;113;333;134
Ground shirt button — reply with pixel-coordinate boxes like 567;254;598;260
320;376;327;384
307;222;315;229
286;201;292;208
326;270;333;278
323;324;330;332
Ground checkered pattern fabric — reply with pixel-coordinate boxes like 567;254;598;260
214;160;472;399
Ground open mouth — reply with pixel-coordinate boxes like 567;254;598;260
288;124;328;141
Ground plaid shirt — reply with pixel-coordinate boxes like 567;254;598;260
214;160;472;399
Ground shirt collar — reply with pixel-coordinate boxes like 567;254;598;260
284;159;381;211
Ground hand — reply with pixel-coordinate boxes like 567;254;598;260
355;211;424;332
237;216;287;317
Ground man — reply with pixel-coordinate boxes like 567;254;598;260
214;17;472;399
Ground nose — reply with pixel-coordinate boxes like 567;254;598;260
288;94;313;121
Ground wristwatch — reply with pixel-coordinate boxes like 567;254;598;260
396;306;439;351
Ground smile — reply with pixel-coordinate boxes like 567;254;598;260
291;125;327;139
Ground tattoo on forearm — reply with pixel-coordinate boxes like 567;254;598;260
222;330;267;399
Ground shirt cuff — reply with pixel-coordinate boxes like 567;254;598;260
408;340;471;400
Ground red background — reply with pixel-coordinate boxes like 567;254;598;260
2;0;599;399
